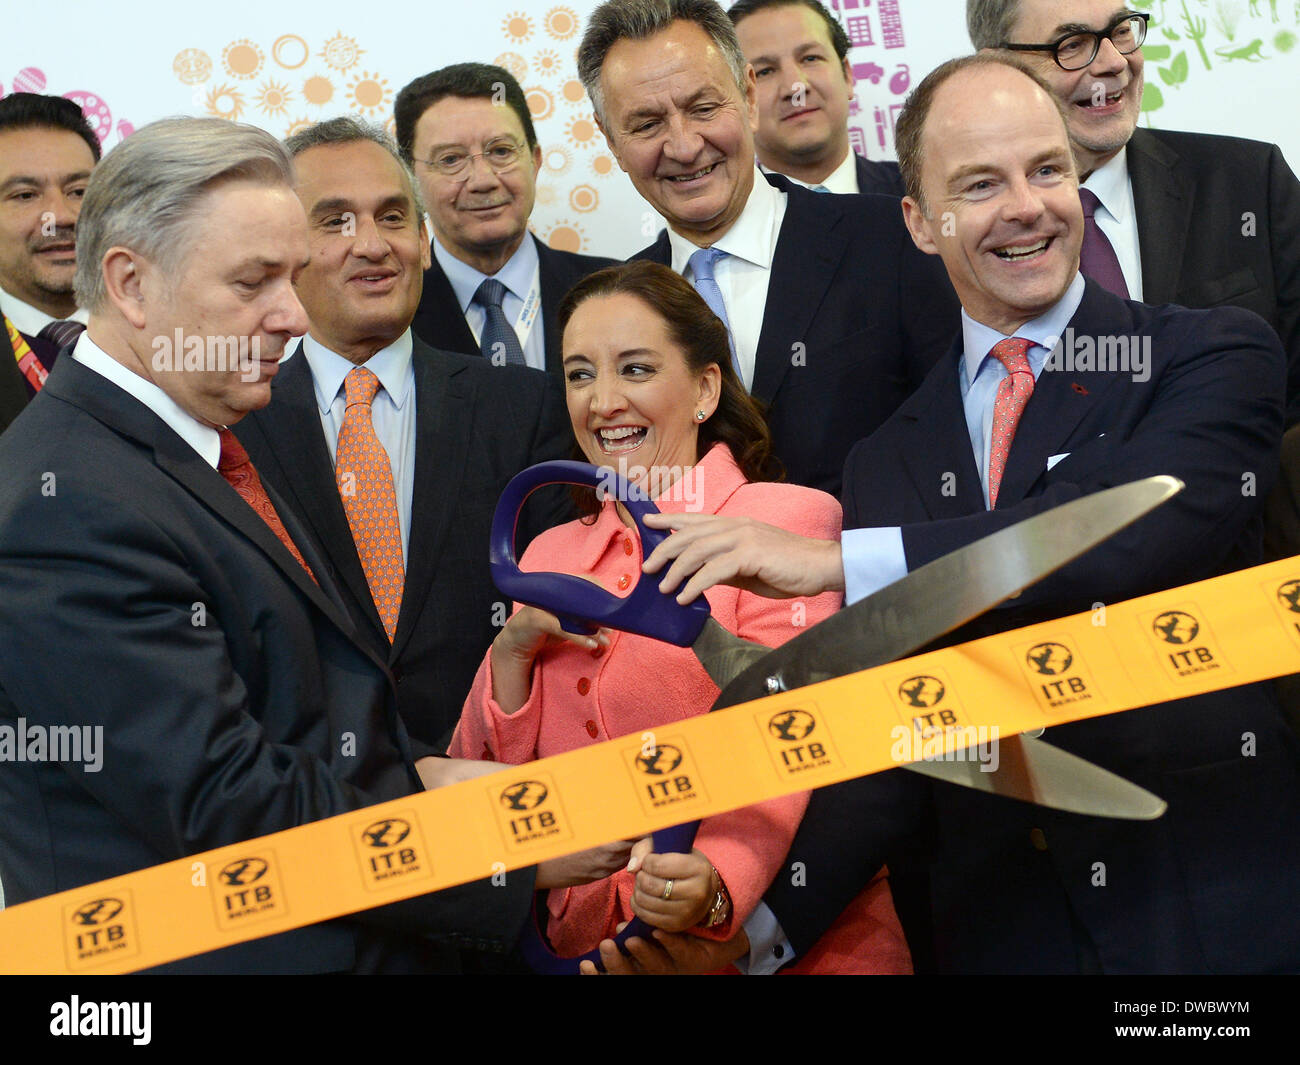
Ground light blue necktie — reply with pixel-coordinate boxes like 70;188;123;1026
687;247;741;380
473;278;527;366
810;184;831;193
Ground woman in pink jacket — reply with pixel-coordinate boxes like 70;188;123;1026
450;262;908;973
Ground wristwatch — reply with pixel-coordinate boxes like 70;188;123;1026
701;869;733;929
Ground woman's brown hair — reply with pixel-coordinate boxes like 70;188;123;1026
557;261;780;518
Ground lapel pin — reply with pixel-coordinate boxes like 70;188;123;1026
1071;382;1089;396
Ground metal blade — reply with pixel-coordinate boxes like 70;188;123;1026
691;616;771;690
904;735;1167;820
712;475;1182;709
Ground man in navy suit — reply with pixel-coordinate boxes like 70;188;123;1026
577;0;958;496
394;64;615;389
0;94;100;434
727;0;902;196
627;54;1300;975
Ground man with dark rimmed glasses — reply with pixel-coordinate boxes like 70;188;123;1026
968;0;1300;426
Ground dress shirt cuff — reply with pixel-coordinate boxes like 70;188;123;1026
841;526;908;606
735;902;795;974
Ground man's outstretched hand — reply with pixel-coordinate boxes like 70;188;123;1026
641;512;844;604
578;925;751;975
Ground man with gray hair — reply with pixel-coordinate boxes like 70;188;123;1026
578;0;958;497
968;0;1300;425
0;116;584;973
234;116;571;757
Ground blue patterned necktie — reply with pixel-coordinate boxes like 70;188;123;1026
687;247;741;380
473;278;526;366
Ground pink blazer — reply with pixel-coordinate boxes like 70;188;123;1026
451;444;909;971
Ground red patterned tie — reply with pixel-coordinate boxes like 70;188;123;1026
335;367;404;641
986;337;1035;509
218;429;316;581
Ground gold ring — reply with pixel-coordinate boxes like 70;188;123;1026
662;878;674;900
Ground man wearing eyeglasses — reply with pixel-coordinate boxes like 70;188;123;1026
394;64;615;387
970;0;1300;425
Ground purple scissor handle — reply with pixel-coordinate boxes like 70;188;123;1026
490;460;710;973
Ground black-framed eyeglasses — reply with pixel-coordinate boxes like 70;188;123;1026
1002;12;1149;71
418;139;527;179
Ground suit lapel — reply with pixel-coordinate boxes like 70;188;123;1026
1127;129;1192;306
751;185;851;403
249;349;387;641
535;237;570;387
413;252;479;356
389;342;474;659
894;343;985;517
994;282;1124;506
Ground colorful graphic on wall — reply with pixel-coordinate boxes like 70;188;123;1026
0;66;137;149
170;8;600;252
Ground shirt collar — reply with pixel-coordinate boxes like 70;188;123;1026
71;330;222;468
432;230;539;312
0;284;89;338
960;272;1086;385
1080;147;1131;226
669;168;785;274
300;329;415;415
761;149;857;195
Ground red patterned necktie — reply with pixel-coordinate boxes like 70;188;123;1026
986;337;1036;509
335;366;404;641
217;429;316;581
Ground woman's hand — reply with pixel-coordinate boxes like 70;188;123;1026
628;839;719;932
414;755;512;790
489;605;610;715
536;840;637;889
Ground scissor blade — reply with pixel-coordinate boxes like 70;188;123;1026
712;475;1182;709
691;616;772;690
905;735;1167;820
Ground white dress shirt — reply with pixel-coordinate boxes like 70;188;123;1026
667;170;788;393
761;147;859;194
72;332;221;467
433;232;545;373
300;331;418;564
1081;148;1144;301
0;284;89;338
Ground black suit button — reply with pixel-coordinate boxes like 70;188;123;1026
1029;828;1049;852
391;666;404;683
773;944;785;960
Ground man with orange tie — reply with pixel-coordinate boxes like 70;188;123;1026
0;94;101;434
235;117;571;753
0;117;587;972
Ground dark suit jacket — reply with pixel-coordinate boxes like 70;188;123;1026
0;324;61;436
0;356;536;973
411;233;616;390
854;153;904;197
236;337;572;751
635;172;959;495
1127;128;1300;425
765;281;1300;973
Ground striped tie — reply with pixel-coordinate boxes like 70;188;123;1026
37;319;86;351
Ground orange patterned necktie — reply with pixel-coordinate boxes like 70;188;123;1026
217;429;316;581
986;337;1035;509
335;366;404;641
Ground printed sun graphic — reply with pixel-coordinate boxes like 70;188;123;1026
569;185;598;213
495;52;529;81
544;220;586;253
222;38;264;80
255;79;293;118
283;116;314;137
204;83;246;121
534;49;562;77
535;184;557;206
544;6;579;41
173;48;212;85
502;11;535;43
561;78;586;105
319;32;364;72
591;154;615;178
542;145;572;175
302;74;335;107
525;86;555;121
347;71;391;116
564;115;597;146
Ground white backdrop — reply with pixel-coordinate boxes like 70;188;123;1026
2;0;1297;258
